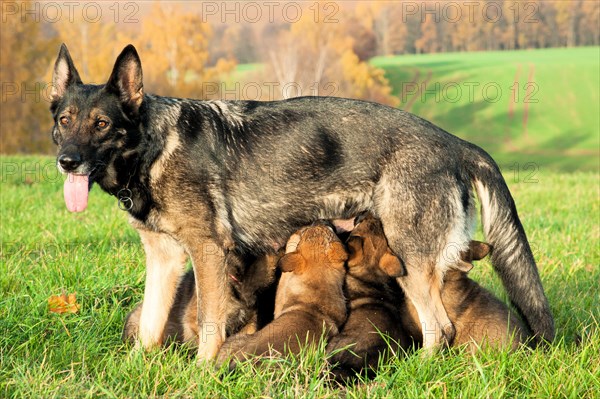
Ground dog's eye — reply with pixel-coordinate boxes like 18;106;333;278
96;120;109;129
59;116;69;126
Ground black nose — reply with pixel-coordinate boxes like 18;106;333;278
58;153;82;172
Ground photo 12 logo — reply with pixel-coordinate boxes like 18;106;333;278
1;1;140;24
400;1;539;24
200;1;339;23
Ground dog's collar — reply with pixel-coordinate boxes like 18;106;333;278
115;156;141;211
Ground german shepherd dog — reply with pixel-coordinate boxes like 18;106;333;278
122;252;283;346
217;222;348;367
50;43;553;360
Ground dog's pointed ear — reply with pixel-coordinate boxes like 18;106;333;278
278;252;305;273
346;235;364;266
106;44;144;115
51;44;82;103
378;249;405;277
464;240;492;261
470;241;492;260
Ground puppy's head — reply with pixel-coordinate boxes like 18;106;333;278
346;212;405;278
279;221;348;275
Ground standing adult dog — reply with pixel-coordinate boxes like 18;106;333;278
50;44;554;360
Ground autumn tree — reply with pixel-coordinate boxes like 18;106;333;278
133;2;235;98
258;2;398;106
415;13;439;53
0;1;58;153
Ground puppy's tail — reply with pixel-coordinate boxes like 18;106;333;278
465;144;554;345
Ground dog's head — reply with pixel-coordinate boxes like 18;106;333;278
346;212;406;278
50;44;145;211
278;221;348;275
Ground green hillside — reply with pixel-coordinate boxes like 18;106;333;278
372;47;599;172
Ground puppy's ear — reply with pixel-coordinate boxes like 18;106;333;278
278;252;304;273
469;240;492;260
346;236;364;266
455;260;474;273
51;44;82;102
379;249;405;277
106;44;144;115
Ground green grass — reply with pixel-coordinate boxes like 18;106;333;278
371;47;600;172
1;156;598;398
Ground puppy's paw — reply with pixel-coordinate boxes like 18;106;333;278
121;303;143;343
216;333;252;369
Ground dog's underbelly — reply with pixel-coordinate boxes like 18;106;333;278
227;186;375;251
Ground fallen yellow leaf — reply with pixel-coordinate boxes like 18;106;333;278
48;292;80;314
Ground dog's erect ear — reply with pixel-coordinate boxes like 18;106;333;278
468;240;492;261
379;249;405;277
278;252;304;273
346;236;364;266
106;44;144;114
51;44;82;103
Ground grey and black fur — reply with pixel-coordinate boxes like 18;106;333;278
50;44;554;359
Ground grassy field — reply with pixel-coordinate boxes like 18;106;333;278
1;156;598;398
371;47;599;173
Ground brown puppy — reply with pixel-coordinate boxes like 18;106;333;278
401;240;529;351
340;212;527;354
122;252;282;346
217;222;348;366
327;213;410;380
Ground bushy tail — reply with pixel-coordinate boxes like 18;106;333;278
466;145;554;344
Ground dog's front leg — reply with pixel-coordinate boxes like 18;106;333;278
137;228;187;349
187;238;230;362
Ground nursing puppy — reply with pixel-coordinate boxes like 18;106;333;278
122;252;282;346
327;213;410;380
400;241;529;351
217;222;348;367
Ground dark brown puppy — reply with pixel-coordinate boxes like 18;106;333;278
217;222;348;366
327;213;410;380
122;252;282;346
401;241;529;351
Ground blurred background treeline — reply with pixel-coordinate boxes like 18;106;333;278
0;0;598;172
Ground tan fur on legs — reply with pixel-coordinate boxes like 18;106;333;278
136;228;187;349
122;252;283;347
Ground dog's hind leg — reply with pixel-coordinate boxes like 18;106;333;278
374;170;471;352
396;258;454;351
137;229;187;349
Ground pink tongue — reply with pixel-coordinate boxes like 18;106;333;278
64;174;89;212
